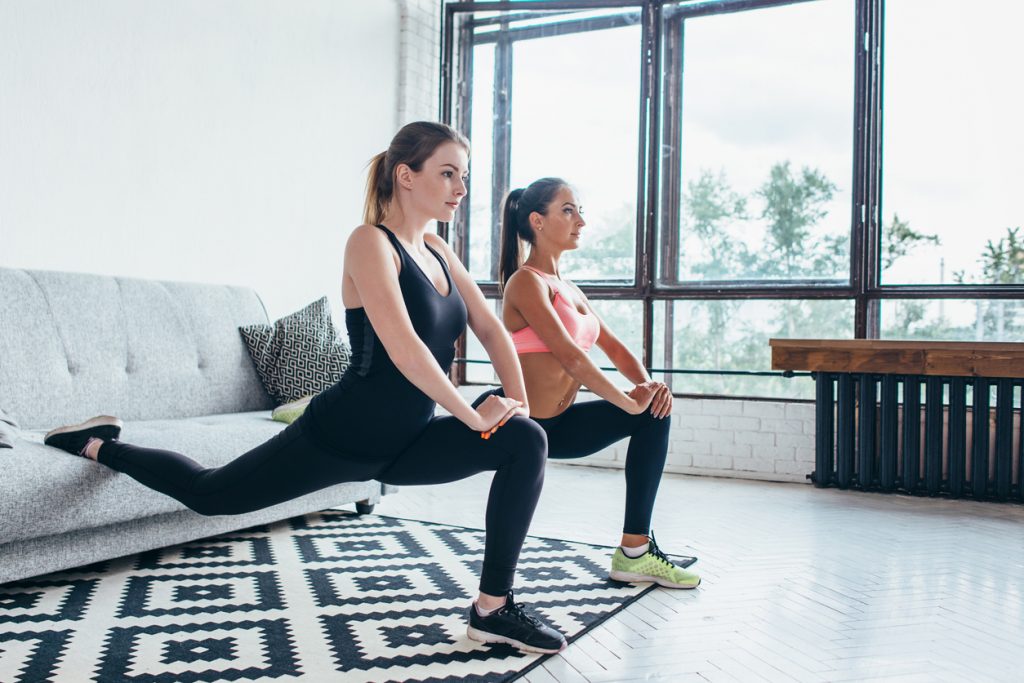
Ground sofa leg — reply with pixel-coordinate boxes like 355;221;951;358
355;500;375;515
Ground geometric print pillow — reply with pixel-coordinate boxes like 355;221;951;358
239;296;351;406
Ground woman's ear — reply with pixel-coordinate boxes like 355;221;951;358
529;210;544;232
394;163;414;191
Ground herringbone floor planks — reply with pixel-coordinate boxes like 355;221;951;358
376;463;1024;682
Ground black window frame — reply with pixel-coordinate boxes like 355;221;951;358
440;0;1024;394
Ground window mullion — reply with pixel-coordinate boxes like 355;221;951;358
490;30;514;284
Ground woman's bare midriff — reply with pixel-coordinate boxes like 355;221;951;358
520;353;581;419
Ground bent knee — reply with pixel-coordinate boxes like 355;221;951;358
637;409;671;430
494;415;548;456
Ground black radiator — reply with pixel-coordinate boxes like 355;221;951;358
811;372;1023;502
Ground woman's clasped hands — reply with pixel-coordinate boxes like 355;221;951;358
626;381;673;419
474;394;528;439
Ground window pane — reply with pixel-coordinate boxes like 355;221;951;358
880;299;1024;342
881;1;1024;285
468;43;496;280
465;298;501;384
459;9;642;283
468;17;634;282
510;24;640;282
659;0;854;283
655;299;855;398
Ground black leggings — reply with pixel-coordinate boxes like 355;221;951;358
475;390;670;536
98;404;547;596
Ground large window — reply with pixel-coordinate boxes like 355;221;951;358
660;0;854;285
457;8;643;285
442;0;1024;399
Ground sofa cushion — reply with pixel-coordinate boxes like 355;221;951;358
0;412;290;546
239;297;351;405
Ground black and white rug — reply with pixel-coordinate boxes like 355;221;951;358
0;511;663;682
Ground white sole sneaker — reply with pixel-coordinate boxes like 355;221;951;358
466;626;567;654
44;415;123;441
609;570;701;590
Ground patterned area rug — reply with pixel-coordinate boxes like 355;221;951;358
0;511;661;682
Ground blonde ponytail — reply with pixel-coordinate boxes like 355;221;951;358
363;151;389;225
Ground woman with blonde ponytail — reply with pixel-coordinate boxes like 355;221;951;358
482;177;701;591
41;122;565;654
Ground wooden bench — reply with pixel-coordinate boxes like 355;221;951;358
770;339;1024;502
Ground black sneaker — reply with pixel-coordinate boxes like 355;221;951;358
44;415;123;456
467;590;566;654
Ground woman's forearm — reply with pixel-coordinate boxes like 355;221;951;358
391;342;481;429
609;347;651;386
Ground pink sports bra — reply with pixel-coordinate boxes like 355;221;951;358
510;265;601;354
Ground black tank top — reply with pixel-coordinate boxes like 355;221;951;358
303;224;468;459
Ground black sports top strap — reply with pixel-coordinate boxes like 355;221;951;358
374;223;402;249
375;223;450;274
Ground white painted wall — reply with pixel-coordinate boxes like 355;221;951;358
0;0;401;320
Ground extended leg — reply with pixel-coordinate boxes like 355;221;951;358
97;421;379;515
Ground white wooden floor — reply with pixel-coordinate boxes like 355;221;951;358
375;463;1024;683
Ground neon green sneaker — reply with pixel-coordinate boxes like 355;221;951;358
610;536;701;589
271;396;312;424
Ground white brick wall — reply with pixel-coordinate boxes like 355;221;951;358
396;0;441;124
455;386;818;484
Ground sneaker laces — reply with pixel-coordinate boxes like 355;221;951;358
647;531;676;569
499;591;542;628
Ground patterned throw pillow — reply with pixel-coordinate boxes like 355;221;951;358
239;297;351;406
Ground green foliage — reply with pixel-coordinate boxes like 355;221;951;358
881;214;944;340
981;227;1024;285
683;171;750;280
756;162;838;278
976;227;1024;339
687;170;748;239
882;213;940;271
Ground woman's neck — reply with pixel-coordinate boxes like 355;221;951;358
524;251;562;278
380;205;432;245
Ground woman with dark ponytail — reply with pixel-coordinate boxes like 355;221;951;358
484;177;700;590
42;123;566;654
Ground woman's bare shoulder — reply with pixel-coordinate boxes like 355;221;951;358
504;268;548;301
346;224;390;253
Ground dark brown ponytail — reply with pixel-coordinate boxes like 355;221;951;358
363;121;470;226
498;177;568;290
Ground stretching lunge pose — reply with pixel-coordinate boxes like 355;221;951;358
43;123;566;653
490;177;700;589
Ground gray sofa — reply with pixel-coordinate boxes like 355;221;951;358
0;267;387;585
